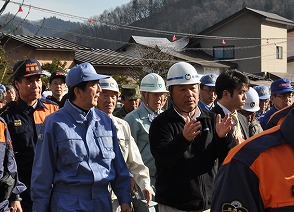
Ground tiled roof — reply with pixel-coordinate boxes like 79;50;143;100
1;34;90;50
75;49;143;66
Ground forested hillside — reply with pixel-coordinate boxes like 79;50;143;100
1;0;294;50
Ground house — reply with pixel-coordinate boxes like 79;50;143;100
0;34;144;76
0;34;88;69
197;7;294;76
116;7;294;85
2;7;294;85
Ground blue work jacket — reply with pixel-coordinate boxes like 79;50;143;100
31;100;131;212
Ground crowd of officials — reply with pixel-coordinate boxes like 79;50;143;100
1;58;294;212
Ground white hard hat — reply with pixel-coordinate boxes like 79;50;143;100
166;62;200;87
140;73;168;93
243;87;260;112
99;77;119;93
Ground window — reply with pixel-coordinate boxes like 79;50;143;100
213;46;235;59
276;46;283;59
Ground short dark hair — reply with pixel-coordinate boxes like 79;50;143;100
215;70;249;99
68;81;88;102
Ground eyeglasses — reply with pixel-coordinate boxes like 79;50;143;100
275;92;293;99
150;93;169;98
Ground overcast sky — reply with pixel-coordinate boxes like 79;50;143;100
2;0;131;22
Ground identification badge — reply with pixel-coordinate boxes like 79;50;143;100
14;120;22;127
38;134;44;141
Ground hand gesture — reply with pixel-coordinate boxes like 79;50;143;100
183;116;202;141
215;114;232;138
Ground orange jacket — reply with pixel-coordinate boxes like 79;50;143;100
212;108;294;211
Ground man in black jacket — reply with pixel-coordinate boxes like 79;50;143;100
211;70;250;144
1;59;58;212
149;62;236;212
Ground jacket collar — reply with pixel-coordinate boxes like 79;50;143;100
135;103;150;119
17;98;47;112
64;100;98;124
167;106;211;122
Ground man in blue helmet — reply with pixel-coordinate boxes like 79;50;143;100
259;78;293;129
199;74;218;111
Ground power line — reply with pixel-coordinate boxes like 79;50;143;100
2;16;291;53
1;1;293;66
9;0;87;21
0;0;10;15
7;0;288;41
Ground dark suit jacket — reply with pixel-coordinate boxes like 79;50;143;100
211;104;249;140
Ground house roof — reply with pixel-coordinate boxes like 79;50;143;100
117;35;237;69
200;7;294;35
246;8;294;25
129;36;171;48
117;35;173;52
75;49;143;67
0;34;90;50
0;34;143;67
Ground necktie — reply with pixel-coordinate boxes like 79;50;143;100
231;111;243;139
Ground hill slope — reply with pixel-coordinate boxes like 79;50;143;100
1;0;294;50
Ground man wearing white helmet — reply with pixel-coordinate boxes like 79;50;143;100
239;87;263;137
97;77;154;212
124;73;169;211
149;62;235;212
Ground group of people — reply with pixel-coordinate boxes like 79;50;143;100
1;57;294;212
0;83;18;108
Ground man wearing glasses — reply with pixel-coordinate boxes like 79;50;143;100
253;85;270;120
259;78;293;129
199;74;218;111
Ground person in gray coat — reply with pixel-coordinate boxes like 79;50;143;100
124;73;168;211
